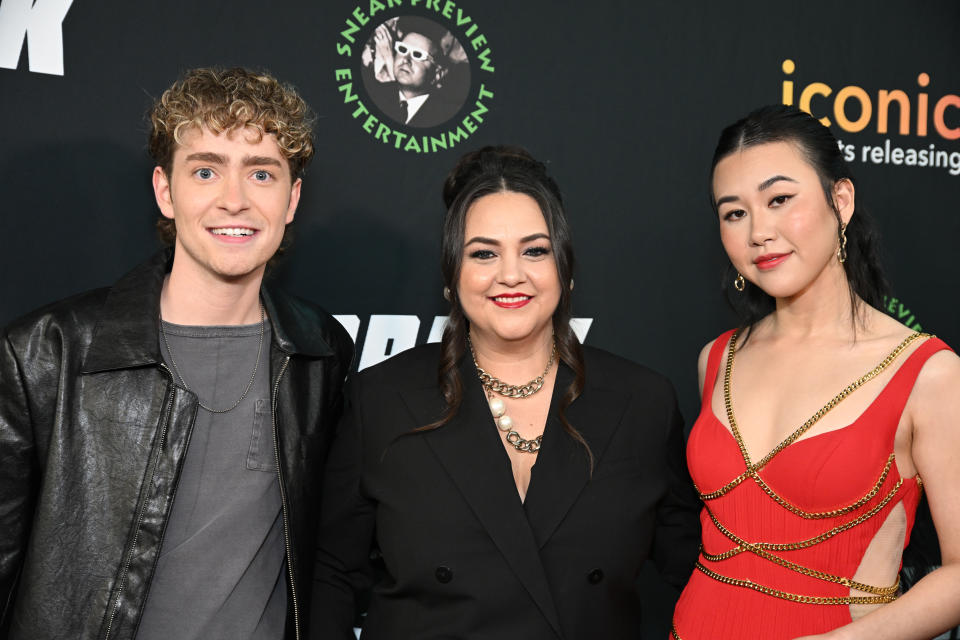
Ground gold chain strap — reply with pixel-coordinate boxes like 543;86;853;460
699;536;899;596
750;454;896;519
723;331;924;472
694;561;898;605
704;475;903;553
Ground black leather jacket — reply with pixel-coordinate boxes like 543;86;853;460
0;251;353;640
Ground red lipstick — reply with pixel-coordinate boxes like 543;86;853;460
754;252;791;271
490;293;533;309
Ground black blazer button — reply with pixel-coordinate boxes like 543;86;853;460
435;566;453;583
587;568;604;584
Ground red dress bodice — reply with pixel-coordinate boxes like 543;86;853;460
671;330;952;639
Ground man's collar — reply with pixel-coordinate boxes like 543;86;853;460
82;249;332;374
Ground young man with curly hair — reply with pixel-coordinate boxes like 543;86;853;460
0;67;353;640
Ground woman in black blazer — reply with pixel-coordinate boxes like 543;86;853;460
311;146;700;639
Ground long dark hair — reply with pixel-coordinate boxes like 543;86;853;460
710;105;890;339
421;145;592;469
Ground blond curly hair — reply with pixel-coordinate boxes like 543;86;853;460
149;67;315;246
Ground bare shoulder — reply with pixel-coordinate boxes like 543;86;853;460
911;340;960;412
696;330;737;396
697;340;712;396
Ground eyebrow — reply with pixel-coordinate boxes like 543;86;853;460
242;155;283;168
715;174;799;207
758;174;798;191
182;152;283;168
184;152;226;165
464;232;551;247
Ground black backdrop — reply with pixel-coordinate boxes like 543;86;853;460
2;1;958;636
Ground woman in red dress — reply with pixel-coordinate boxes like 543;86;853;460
671;105;960;639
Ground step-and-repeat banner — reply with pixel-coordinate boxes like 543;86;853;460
2;1;957;636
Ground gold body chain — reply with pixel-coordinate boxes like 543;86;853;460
687;330;929;610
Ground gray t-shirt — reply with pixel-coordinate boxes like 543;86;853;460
138;320;286;639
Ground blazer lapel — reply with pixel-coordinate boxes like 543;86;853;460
523;363;629;548
399;358;565;639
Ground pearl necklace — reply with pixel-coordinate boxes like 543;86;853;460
467;335;557;454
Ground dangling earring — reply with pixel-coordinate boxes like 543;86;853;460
734;274;745;292
569;279;575;291
442;286;452;301
837;223;848;264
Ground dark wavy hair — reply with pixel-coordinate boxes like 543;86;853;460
710;105;890;339
421;145;592;469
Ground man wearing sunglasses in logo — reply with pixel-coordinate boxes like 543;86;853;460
365;16;459;129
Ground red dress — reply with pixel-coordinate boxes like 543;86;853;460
671;329;952;639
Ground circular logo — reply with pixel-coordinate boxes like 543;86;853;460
333;2;495;154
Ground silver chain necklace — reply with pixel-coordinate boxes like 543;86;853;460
467;334;557;453
159;304;265;413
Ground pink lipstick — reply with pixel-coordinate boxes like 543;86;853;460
754;253;791;271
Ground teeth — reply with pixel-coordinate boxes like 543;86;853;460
494;296;530;303
211;227;255;237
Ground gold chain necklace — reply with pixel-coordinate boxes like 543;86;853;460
467;335;557;453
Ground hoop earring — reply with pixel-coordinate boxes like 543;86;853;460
837;223;848;264
442;286;451;301
734;274;745;292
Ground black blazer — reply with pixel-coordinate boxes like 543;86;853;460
311;343;700;640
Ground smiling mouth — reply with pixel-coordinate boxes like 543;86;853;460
491;295;532;308
209;227;256;237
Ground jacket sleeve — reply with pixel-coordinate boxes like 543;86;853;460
650;384;701;592
310;376;376;640
0;331;38;629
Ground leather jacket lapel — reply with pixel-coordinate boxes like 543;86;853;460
399;358;565;639
81;250;170;373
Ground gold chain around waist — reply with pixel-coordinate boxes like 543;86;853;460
695;561;898;605
704;473;903;553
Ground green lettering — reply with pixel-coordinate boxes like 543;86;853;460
352;7;369;25
462;116;477;133
897;303;911;319
477;83;493;100
447;126;468;145
387;0;401;6
476;48;494;73
363;114;378;133
912;322;922;331
470;99;488;123
455;7;471;26
442;0;454;18
351;101;370;119
886;297;898;313
335;68;353;82
404;135;422;152
430;135;448;152
337;42;352;57
392;130;408;148
338;82;359;104
375;122;392;143
340;19;360;44
369;0;386;17
471;34;487;50
465;23;477;36
426;0;440;10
